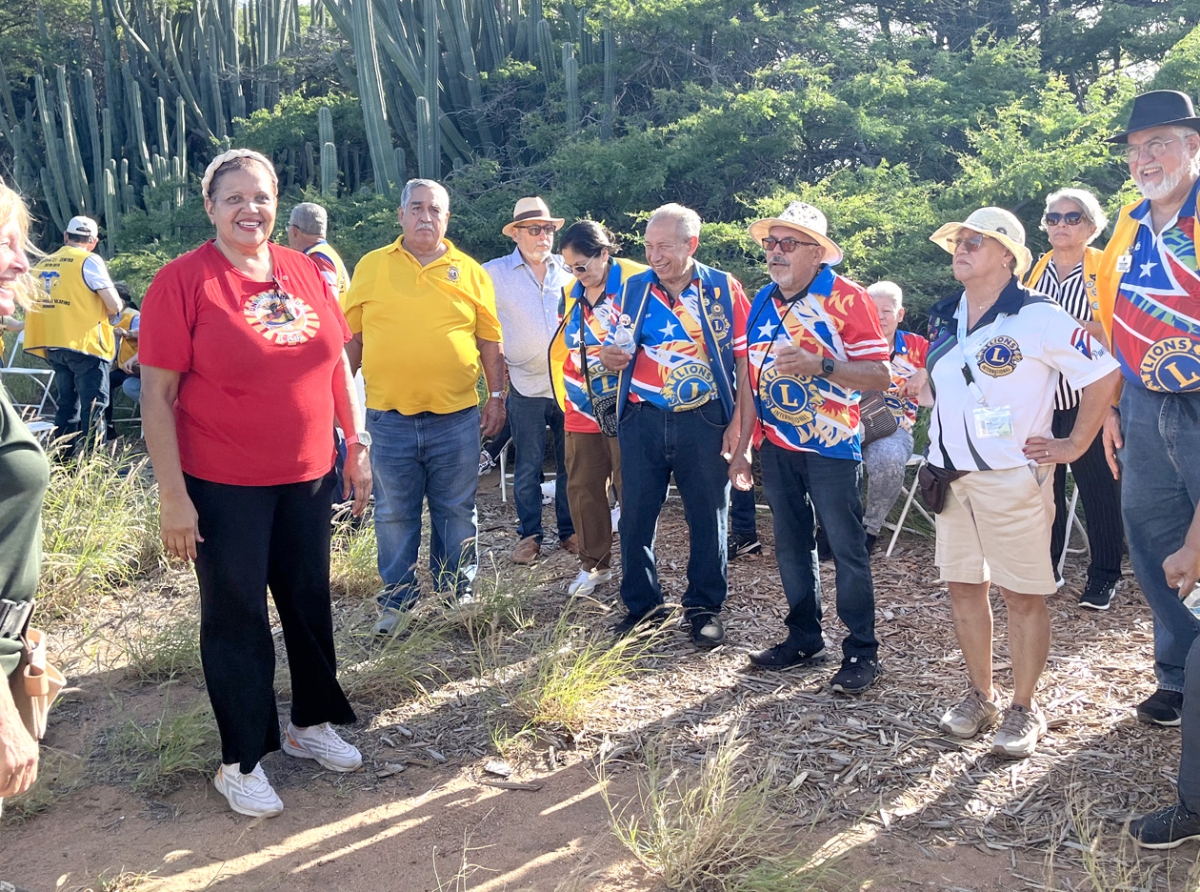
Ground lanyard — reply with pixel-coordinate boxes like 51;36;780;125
955;293;1007;405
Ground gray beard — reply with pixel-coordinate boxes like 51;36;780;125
1136;164;1193;201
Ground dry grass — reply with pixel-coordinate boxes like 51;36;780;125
1;746;89;825
107;700;219;794
120;609;203;682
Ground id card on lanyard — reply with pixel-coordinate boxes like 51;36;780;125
956;294;1014;439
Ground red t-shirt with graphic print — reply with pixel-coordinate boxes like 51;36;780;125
140;240;352;486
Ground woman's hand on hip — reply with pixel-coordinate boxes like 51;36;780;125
345;444;373;517
159;492;204;561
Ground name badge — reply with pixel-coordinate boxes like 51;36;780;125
973;405;1014;438
1116;252;1133;274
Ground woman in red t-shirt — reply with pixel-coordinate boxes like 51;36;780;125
139;149;372;819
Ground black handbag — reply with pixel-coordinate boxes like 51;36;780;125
917;463;969;514
859;390;899;446
580;335;619;438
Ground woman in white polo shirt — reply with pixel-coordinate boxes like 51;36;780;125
921;207;1120;758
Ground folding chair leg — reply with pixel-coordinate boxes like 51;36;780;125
886;473;922;558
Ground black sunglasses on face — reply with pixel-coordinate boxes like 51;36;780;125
762;236;821;253
1043;212;1084;227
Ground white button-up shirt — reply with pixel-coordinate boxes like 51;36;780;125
483;247;573;399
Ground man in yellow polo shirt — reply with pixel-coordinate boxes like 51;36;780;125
24;215;123;452
344;179;506;635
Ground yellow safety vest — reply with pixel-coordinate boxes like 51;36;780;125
24;245;115;361
114;306;139;367
305;240;352;305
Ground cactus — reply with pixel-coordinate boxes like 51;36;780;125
416;95;435;179
318;105;334;149
563;42;579;133
351;0;400;195
601;27;616;141
423;0;440;176
321;140;338;196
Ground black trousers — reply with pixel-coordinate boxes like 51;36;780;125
186;472;355;773
1050;404;1125;584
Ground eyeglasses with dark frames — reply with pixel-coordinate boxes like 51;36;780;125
1043;212;1084;227
762;236;821;253
516;224;558;237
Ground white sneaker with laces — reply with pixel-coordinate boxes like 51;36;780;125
568;567;613;597
283;722;363;772
214;762;283;818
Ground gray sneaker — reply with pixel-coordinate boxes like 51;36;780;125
991;703;1047;758
939;688;1000;739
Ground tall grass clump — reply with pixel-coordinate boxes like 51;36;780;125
121;610;203;682
108;702;218;794
336;607;446;706
40;445;161;615
605;728;831;892
330;511;379;601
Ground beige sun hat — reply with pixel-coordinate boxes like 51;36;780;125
747;201;843;265
929;207;1033;277
501;197;565;238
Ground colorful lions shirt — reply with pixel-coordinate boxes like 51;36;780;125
1110;183;1200;393
926;279;1118;472
561;290;618;433
746;268;889;460
885;330;929;432
613;279;749;412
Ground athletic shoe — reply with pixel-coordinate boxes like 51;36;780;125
990;703;1047;758
727;531;762;559
213;762;283;818
830;655;882;694
1079;578;1116;611
1137;689;1183;726
939;688;1001;739
689;612;725;649
611;505;621;529
283;722;363;772
747;641;828;670
568;567;613;597
374;606;407;636
1128;802;1200;849
478;450;496;476
611;607;670;637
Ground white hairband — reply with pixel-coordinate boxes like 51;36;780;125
201;149;277;200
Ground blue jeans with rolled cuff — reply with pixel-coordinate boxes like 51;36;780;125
507;388;573;544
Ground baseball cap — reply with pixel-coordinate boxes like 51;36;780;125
66;216;99;239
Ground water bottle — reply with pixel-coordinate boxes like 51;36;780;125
1185;585;1200;620
613;314;635;354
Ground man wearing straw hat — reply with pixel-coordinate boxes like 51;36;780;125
1093;89;1200;847
728;201;891;693
483;198;576;564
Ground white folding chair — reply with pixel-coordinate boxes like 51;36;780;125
1;331;56;441
883;454;935;557
1056;464;1089;577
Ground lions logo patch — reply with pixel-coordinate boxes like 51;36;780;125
447;266;460;282
759;366;818;436
976;335;1023;378
662;361;715;410
1139;336;1200;392
244;290;320;345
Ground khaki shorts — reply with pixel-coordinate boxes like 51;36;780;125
935;464;1057;595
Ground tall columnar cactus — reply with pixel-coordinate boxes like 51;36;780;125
601;27;616;141
351;0;401;195
563;42;580;134
318;104;334;149
321;141;338;195
423;0;440;176
416;95;436;179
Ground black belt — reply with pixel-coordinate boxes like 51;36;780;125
0;598;34;641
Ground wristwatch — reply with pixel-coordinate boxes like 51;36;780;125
489;391;505;400
818;357;836;378
346;431;373;448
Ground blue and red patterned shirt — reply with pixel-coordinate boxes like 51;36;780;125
885;330;929;433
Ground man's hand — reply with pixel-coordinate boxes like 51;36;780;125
721;422;740;463
0;688;39;798
1164;542;1200;602
121;354;140;376
481;396;506;438
343;444;373;517
598;344;632;371
728;454;754;492
160;492;204;561
1102;408;1123;480
772;344;822;377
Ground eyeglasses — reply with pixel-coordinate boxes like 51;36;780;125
568;255;599;276
516;224;557;237
1120;138;1178;164
952;234;988;253
1043;211;1084;226
762;236;821;253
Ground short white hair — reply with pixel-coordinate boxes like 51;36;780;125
647;203;701;241
400;178;450;211
867;281;903;306
1042;188;1108;244
1170;125;1200;178
288;202;328;237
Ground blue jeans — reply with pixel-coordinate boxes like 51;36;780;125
45;347;109;450
730;486;758;536
1182;636;1200;812
367;406;479;608
617;400;729;618
507;388;573;543
1118;386;1200;693
759;441;878;659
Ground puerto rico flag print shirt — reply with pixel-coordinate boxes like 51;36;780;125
746;268;890;460
887;330;929;433
561;291;618;432
613;278;749;412
1111;181;1200;393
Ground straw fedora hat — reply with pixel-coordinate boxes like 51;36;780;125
747;201;843;265
501;197;565;238
929;207;1033;278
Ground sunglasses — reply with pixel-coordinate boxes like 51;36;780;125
952;234;988;253
568;255;599;276
762;236;821;253
1043;212;1084;226
516;224;557;237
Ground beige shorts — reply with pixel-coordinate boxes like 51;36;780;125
935;464;1057;595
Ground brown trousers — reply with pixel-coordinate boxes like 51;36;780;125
564;430;622;571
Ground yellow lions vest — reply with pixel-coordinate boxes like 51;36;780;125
305;241;352;305
114;307;139;366
24;245;115;361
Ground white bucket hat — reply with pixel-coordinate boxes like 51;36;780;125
747;201;843;266
929;207;1033;277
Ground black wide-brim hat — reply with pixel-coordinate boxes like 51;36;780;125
1108;90;1200;144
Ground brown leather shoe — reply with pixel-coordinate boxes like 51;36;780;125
559;534;579;555
512;535;541;564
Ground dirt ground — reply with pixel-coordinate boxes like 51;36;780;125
2;468;1199;892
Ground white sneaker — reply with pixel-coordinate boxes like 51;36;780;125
611;505;621;528
374;607;405;636
568;567;613;597
283;722;363;772
990;703;1048;758
214;762;283;818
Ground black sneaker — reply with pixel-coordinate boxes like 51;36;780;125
1079;578;1116;611
1136;689;1184;726
1128;802;1200;849
748;641;828;670
689;612;725;649
728;531;762;559
830;655;882;694
611;607;670;638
